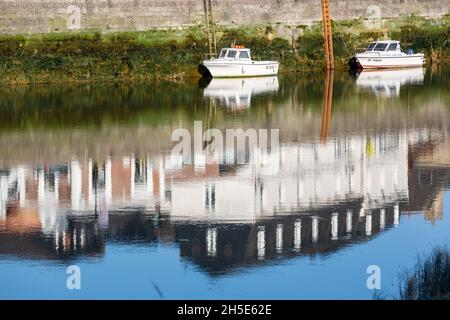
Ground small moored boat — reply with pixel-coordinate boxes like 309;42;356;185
198;46;279;78
352;40;424;69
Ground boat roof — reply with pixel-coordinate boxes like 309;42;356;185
221;47;250;50
371;40;400;44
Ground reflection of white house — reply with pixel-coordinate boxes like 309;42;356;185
203;76;279;110
356;68;425;97
170;132;409;221
0;129;438;231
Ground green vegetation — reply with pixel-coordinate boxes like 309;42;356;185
400;247;450;300
0;14;449;84
1;68;449;131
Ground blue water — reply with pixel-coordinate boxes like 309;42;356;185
1;192;449;300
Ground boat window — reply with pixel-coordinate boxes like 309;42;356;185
387;43;398;51
227;50;237;58
238;51;250;59
219;50;227;58
373;43;388;51
366;43;376;51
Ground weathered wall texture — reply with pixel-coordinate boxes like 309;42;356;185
0;0;449;34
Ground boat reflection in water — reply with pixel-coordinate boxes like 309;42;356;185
202;76;279;110
355;67;425;97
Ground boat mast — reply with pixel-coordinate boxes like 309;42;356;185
203;0;217;58
321;0;334;70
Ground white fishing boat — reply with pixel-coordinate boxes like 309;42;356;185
198;46;279;78
353;40;424;69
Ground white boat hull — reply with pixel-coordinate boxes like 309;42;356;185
200;61;279;78
355;54;424;69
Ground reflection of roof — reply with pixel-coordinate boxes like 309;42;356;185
0;204;41;233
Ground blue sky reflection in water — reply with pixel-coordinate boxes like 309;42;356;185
0;68;450;299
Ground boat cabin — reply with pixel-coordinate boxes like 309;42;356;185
364;40;401;53
217;47;252;60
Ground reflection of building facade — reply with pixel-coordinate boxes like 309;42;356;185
0;128;447;272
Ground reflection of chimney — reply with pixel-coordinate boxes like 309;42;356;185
159;158;165;203
130;156;135;200
346;210;353;234
312;217;319;243
146;158;153;194
276;224;283;253
394;203;400;226
71;160;82;211
54;172;59;202
0;176;7;219
331;213;338;240
88;159;94;208
206;227;217;257
257;226;265;260
38;170;45;203
366;212;372;236
105;157;112;204
17;166;26;208
294;219;302;251
380;208;385;229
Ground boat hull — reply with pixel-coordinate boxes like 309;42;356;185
355;54;424;69
199;61;279;78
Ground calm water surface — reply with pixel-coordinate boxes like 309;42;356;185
1;67;450;299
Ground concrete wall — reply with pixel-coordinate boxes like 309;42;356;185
0;0;449;34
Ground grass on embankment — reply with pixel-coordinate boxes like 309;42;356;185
0;14;449;84
399;247;450;300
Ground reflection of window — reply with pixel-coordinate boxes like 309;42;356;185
374;43;388;51
419;171;432;185
367;43;376;51
374;85;385;92
387;43;397;51
227;50;237;58
239;51;250;59
219;50;227;58
388;86;397;95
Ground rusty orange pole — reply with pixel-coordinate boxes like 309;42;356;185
321;0;334;70
320;69;334;142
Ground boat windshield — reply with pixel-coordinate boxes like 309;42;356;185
238;50;250;59
373;43;388;51
387;43;398;51
227;50;237;58
219;49;227;58
366;42;376;51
